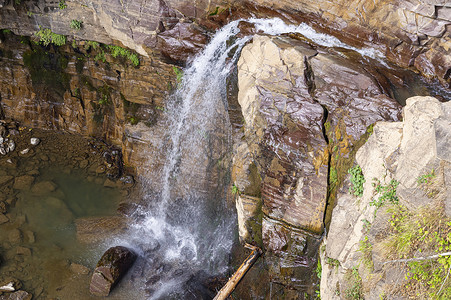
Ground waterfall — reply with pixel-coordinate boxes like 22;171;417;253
116;18;387;299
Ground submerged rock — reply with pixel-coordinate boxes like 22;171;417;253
75;216;128;243
0;290;32;300
0;278;21;292
12;176;35;191
30;181;58;195
89;246;137;297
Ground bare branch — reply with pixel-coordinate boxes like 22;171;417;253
383;252;451;265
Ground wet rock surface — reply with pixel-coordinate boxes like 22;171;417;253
233;34;402;296
0;33;175;174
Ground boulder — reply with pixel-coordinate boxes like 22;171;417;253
89;246;137;297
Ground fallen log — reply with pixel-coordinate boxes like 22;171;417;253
213;243;262;300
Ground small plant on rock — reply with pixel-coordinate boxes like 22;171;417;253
231;184;240;195
370;178;399;208
58;0;67;9
344;267;363;300
349;165;365;197
70;19;83;30
35;27;66;46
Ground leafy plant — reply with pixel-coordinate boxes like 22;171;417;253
329;167;338;186
94;51;106;63
344;267;363;300
85;41;100;51
359;236;374;271
70;19;83;30
349;165;365;197
173;66;183;85
417;169;435;185
316;259;322;279
35;27;66;46
128;116;139;125
383;204;451;298
370;178;399;208
107;45;139;67
58;0;67;9
231;184;240;195
326;257;340;268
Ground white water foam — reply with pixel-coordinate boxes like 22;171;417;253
249;17;385;60
117;17;388;299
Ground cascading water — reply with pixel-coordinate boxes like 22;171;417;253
115;18;389;299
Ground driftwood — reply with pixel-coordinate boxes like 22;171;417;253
383;251;451;265
213;243;262;300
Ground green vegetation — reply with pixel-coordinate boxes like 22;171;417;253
70;19;83;30
359;236;374;271
35;27;66;46
209;6;220;16
172;66;183;86
58;0;67;9
94;50;106;63
316;259;322;279
370;178;399;208
231;184;240;195
417;169;436;185
85;41;100;51
348;165;365;197
106;45;139;67
344;267;363;300
383;203;451;298
326;257;340;268
417;169;439;198
329;167;338;188
1;29;11;34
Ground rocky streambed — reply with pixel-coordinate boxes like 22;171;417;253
0;121;141;299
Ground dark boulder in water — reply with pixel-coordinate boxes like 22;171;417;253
89;246;137;297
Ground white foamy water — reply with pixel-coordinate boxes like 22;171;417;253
250;17;385;60
117;18;387;299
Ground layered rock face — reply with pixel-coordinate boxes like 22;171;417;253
0;33;176;172
248;0;451;88
321;96;451;299
233;34;401;295
0;0;225;59
1;0;449;85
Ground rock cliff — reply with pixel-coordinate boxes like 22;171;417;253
321;96;451;299
233;34;402;296
1;0;449;85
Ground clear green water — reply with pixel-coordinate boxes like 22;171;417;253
1;167;142;299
